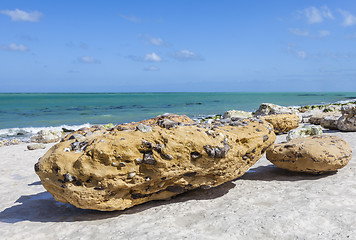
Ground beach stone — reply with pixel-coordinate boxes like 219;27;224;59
136;123;152;133
27;143;46;150
0;140;7;147
223;110;252;119
266;135;352;174
31;129;64;143
286;125;323;141
337;104;356;132
35;117;276;211
260;114;299;134
69;133;86;142
254;103;299;116
321;116;340;130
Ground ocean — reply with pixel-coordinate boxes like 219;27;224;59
1;92;356;139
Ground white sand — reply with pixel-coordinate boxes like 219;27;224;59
0;131;355;240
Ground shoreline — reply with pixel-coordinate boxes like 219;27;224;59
1;98;355;144
0;129;355;239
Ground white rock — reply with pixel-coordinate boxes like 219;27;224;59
223;110;252;119
31;129;64;143
286;125;323;141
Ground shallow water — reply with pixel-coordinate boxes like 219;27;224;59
0;92;355;138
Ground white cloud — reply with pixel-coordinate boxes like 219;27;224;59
172;50;203;61
287;44;307;59
0;43;29;51
0;9;42;22
118;14;141;22
144;66;160;71
289;28;309;37
78;56;100;64
319;30;330;37
288;28;330;38
139;34;169;47
296;50;307;59
150;37;165;46
338;9;356;26
144;52;162;62
302;6;334;24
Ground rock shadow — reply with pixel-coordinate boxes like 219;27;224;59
0;182;234;223
28;181;42;186
240;164;337;182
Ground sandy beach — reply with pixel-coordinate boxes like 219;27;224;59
0;130;355;240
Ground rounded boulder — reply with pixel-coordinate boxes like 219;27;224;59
266;135;352;174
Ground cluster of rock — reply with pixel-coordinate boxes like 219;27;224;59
35;114;276;211
298;102;356;132
0;139;20;147
34;101;354;211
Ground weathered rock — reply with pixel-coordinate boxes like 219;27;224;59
308;112;340;125
223;110;252;120
103;123;115;130
31;130;64;143
266;135;352;174
260;114;299;134
69;133;86;142
35;117;276;211
136;123;152;133
27;143;46;150
286;125;323;141
337;104;356;132
254;103;299;116
321;116;340;130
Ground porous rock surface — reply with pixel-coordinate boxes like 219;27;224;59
337;104;356;132
35;115;276;211
260;114;299;134
266;135;352;174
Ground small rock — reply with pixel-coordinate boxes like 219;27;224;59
321;116;340;130
260;114;299;134
27;143;46;150
31;129;63;143
286;125;323;141
254;103;299;116
69;133;86;142
266;135;352;174
223;110;252;119
136;123;152;133
337;104;356;132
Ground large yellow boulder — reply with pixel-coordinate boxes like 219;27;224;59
35;116;276;211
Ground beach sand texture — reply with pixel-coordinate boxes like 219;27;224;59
0;131;355;239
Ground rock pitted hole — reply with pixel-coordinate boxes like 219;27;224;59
191;151;201;159
143;151;156;165
34;162;40;172
203;139;230;158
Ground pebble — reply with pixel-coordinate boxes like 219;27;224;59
27;143;46;150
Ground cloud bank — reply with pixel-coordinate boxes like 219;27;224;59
0;9;42;22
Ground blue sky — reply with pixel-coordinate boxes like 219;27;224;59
0;0;356;92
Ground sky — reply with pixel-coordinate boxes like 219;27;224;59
0;0;356;92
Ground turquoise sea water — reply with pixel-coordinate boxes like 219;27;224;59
0;92;356;134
